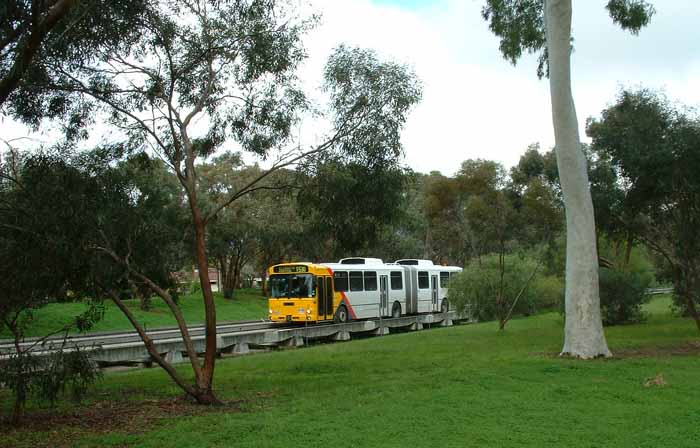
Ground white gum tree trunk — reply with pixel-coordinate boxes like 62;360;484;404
545;0;611;358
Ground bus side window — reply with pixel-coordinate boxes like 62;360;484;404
364;271;377;291
334;271;349;292
418;271;429;289
349;272;364;291
390;271;403;290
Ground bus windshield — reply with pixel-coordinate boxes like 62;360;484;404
269;274;316;298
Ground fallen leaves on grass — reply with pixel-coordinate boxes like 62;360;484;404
614;341;700;359
538;341;700;359
644;374;668;388
0;396;243;448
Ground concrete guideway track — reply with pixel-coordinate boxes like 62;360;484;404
0;320;279;355
0;312;458;365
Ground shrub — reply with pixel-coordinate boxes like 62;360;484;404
449;253;542;325
0;346;101;423
189;280;202;295
531;275;564;311
35;346;102;405
669;278;699;318
599;267;651;325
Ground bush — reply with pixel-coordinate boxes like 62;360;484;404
189;280;202;295
669;278;699;318
0;346;101;423
531;275;564;311
36;346;102;406
449;253;542;324
599;267;651;325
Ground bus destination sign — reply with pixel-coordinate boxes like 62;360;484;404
273;265;309;274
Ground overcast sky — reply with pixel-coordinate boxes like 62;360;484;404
2;0;698;176
298;0;700;175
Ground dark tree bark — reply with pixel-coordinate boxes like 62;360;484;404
0;0;77;106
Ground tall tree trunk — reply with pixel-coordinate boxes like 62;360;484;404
545;0;611;358
224;258;236;299
179;140;220;404
191;213;219;402
218;255;234;299
233;252;244;291
623;234;633;269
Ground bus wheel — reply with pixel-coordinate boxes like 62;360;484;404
334;304;349;323
440;298;449;313
391;302;401;318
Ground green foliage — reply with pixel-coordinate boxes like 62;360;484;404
599;268;652;325
298;161;413;257
371;174;427;262
0;150;98;323
606;0;655;34
588;89;700;328
324;45;422;164
297;45;422;258
33;347;102;406
0;346;101;418
531;274;564;310
420;154;562;267
0;351;38;422
421;171;465;263
188;281;202;296
481;0;655;78
1;0;151;130
449;253;541;323
481;0;547;78
0;299;103;422
4;149;188;300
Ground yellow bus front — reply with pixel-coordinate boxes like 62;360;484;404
268;263;336;323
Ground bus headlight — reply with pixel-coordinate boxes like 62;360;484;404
306;308;312;314
269;309;273;314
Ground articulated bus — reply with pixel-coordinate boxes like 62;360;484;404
267;257;462;323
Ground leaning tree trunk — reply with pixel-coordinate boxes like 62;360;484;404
191;210;221;404
545;0;611;358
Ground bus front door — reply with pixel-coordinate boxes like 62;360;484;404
325;276;333;321
317;276;334;321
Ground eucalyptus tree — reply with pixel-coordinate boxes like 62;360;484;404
0;150;106;424
298;160;413;259
200;154;266;299
0;0;150;127
27;0;420;403
481;0;654;358
421;171;464;264
588;89;700;332
29;0;310;404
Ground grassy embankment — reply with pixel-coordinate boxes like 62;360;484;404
2;296;700;447
0;289;269;339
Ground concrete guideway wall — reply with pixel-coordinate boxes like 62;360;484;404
0;312;459;365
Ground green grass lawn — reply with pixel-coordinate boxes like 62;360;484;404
0;288;269;339
2;296;700;447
